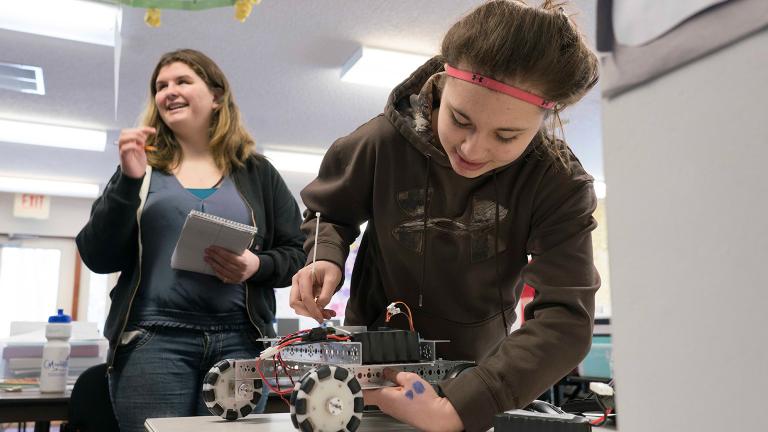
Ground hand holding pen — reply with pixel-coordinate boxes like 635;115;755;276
289;212;341;323
116;126;157;179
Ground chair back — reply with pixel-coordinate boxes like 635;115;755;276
66;363;119;432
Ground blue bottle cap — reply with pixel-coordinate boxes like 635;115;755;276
48;309;72;323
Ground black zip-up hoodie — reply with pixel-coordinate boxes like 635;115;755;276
77;155;306;369
300;57;600;432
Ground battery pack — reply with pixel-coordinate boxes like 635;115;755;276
351;329;420;364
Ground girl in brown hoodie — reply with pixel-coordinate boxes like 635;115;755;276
290;1;601;431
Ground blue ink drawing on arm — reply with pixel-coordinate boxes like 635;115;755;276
413;381;425;394
405;390;414;400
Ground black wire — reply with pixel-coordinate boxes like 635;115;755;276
277;334;305;346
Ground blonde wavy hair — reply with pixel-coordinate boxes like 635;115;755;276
140;49;260;174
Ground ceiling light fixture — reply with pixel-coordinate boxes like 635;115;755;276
0;62;45;95
340;47;432;89
0;0;120;46
263;147;326;175
0;176;99;199
0;119;106;152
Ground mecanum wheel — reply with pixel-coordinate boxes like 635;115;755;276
290;365;364;432
202;359;263;420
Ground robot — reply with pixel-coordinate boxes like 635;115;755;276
201;302;474;432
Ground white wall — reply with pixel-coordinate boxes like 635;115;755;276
0;192;94;238
603;29;768;432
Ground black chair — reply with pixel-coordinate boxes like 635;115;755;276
62;363;119;432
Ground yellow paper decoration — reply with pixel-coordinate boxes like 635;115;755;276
234;0;261;23
145;8;162;27
136;1;263;27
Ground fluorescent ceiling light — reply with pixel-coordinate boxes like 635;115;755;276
341;47;432;88
0;119;106;152
0;0;120;46
0;62;45;95
0;176;99;199
263;147;325;175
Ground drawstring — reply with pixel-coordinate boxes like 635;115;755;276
419;155;432;308
493;170;509;335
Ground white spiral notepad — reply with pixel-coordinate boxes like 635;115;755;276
170;210;258;276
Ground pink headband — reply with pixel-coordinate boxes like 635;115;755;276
443;64;556;110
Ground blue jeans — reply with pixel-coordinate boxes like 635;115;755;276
108;325;268;432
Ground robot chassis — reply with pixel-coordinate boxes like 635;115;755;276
202;327;473;432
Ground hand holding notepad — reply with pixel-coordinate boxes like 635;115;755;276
171;210;258;276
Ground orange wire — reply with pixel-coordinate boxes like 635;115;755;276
385;300;415;331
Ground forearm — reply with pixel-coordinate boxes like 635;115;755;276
299;132;376;266
301;214;356;269
441;297;594;432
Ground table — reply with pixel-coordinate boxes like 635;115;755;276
146;412;615;431
0;388;70;432
146;412;419;432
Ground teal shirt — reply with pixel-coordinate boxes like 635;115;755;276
187;188;217;200
129;171;253;330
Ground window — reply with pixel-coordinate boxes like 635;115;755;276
86;271;109;334
0;247;60;337
592;198;611;318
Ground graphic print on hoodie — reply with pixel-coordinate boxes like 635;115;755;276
393;189;509;261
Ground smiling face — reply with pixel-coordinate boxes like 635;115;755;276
434;73;547;178
154;62;219;135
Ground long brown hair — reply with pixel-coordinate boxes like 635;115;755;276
441;0;599;169
140;49;260;174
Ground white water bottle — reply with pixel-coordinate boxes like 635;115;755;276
39;309;72;393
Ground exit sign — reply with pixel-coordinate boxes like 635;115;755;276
13;193;50;219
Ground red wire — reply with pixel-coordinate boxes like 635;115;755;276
277;338;302;350
277;354;294;383
273;357;281;395
276;328;313;346
256;356;293;397
589;408;613;425
254;329;352;407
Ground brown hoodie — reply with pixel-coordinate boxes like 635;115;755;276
300;57;600;432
